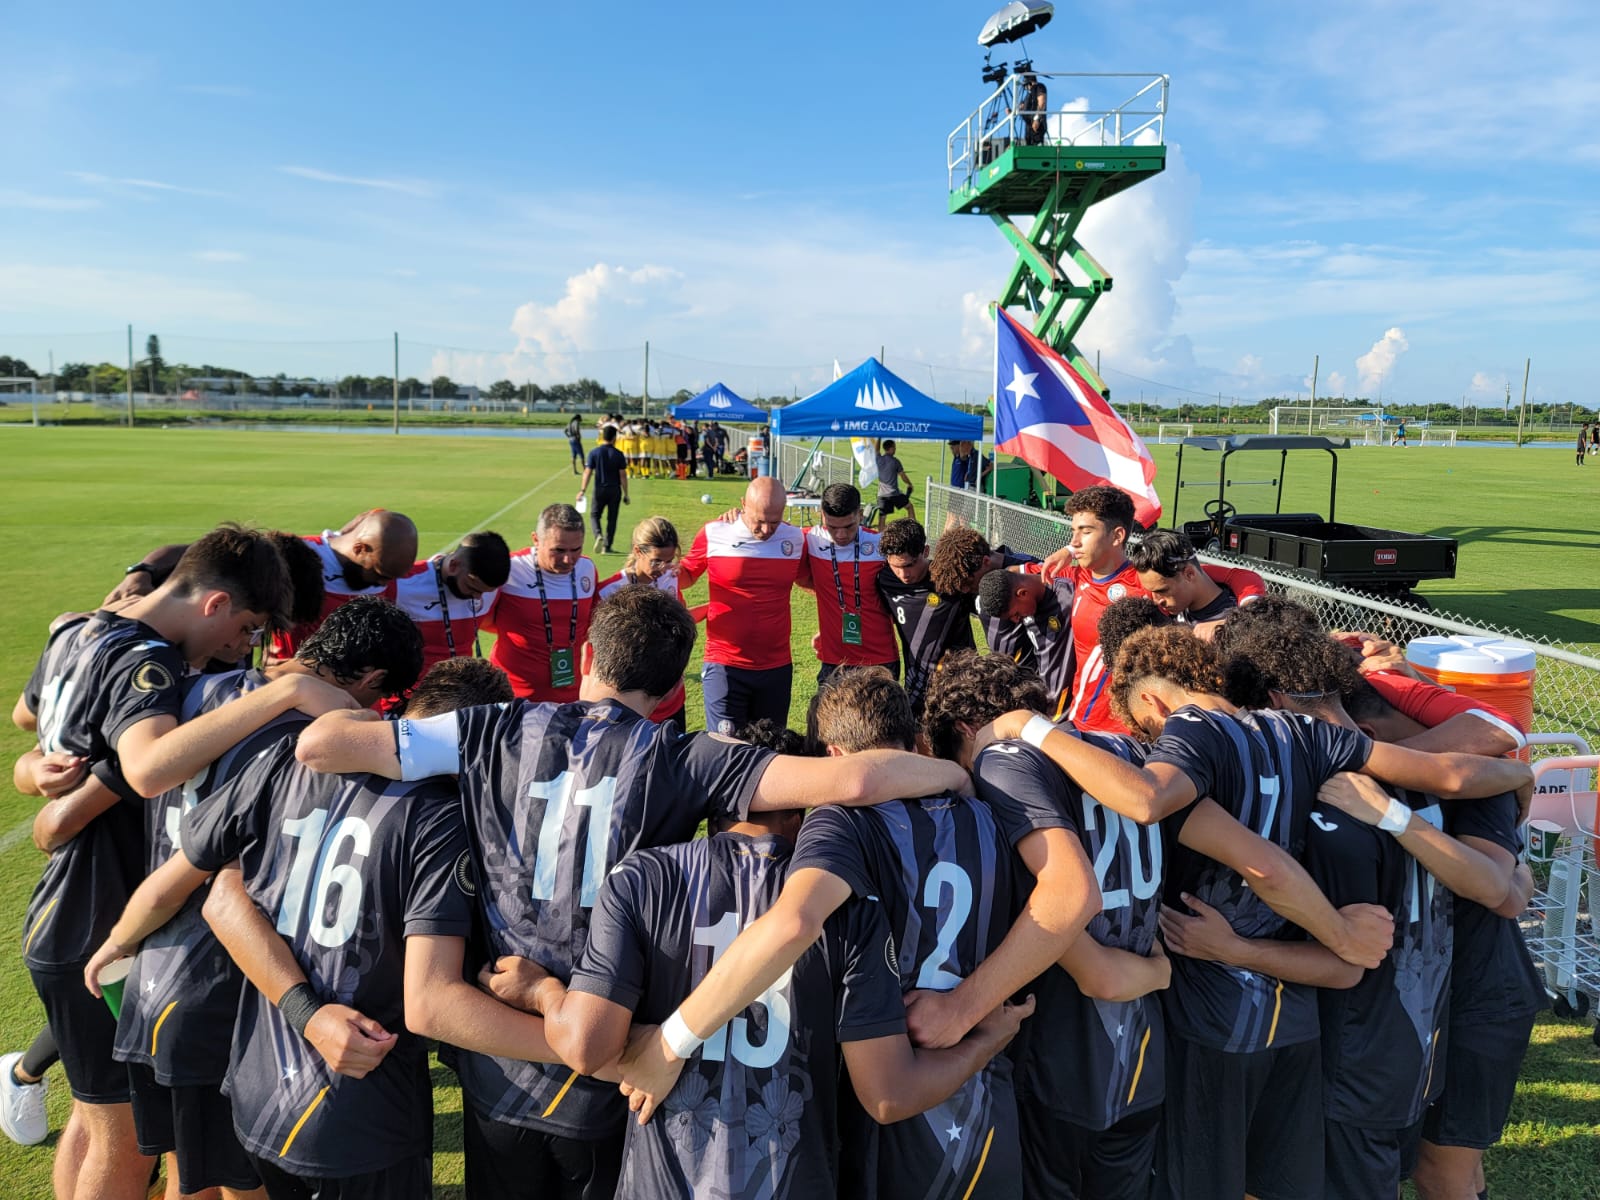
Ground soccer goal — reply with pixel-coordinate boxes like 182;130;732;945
1417;427;1457;447
1156;422;1194;444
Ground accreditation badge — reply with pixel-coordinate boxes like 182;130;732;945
841;612;863;646
550;647;576;689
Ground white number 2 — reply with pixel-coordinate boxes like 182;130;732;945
915;861;973;990
692;912;793;1068
163;768;207;854
276;810;373;948
528;773;619;909
1081;797;1162;912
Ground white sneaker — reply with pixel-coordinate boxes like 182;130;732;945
0;1051;49;1146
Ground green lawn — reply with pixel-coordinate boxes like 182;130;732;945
0;427;1595;1197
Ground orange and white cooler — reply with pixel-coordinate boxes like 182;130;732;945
1404;635;1536;735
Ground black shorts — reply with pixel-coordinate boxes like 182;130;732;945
462;1103;622;1200
1160;1036;1323;1200
27;963;128;1104
1324;1119;1412;1200
878;491;911;515
128;1064;260;1193
1020;1103;1159;1200
249;1151;431;1199
1421;1011;1535;1150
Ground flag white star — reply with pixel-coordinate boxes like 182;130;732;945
945;1122;963;1143
1004;363;1040;409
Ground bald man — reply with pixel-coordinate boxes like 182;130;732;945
260;510;418;659
677;477;804;732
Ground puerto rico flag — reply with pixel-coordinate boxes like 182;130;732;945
993;308;1163;526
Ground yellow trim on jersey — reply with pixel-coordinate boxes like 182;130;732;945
24;899;59;955
1127;1026;1153;1104
1422;1028;1441;1098
540;1069;580;1119
1053;688;1070;721
960;1127;996;1200
1266;980;1284;1046
150;1000;180;1057
279;1085;330;1157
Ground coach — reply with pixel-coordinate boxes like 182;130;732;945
799;483;898;683
393;531;511;674
485;505;597;702
677;477;803;733
576;426;630;555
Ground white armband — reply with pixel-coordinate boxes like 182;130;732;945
1020;714;1057;750
395;712;463;780
1467;708;1528;750
1377;797;1412;834
661;1009;704;1060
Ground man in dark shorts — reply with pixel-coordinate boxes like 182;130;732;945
566;413;585;473
874;439;916;520
577;424;631;554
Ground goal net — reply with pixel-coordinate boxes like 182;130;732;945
1418;427;1457;447
1270;406;1385;435
1155;422;1194;444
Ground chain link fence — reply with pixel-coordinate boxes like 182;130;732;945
924;481;1600;748
778;440;856;494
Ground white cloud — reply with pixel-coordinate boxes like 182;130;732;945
1325;370;1348;397
69;172;224;198
1469;370;1504;397
280;166;435;198
0;189;98;212
1356;327;1409;394
192;250;246;263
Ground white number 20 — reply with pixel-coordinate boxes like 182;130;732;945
1080;797;1162;912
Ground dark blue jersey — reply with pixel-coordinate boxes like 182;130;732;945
183;740;472;1178
875;571;975;709
1151;706;1371;1052
974;733;1165;1130
978;548;1040;670
570;832;905;1199
792;794;1025;1200
23;611;186;969
411;698;774;1135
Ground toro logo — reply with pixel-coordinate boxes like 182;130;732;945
1373;548;1398;566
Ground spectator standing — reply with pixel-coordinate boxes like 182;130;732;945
577;426;631;554
564;413;585;474
873;439;917;521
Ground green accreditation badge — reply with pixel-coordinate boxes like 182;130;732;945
550;647;576;689
841;611;863;646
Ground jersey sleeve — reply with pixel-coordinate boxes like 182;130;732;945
1301;714;1373;778
676;528;710;588
972;744;1072;847
791;805;874;898
401;787;475;938
102;637;188;749
1147;712;1236;806
1200;564;1267;604
567;852;653;1011
181;738;296;872
672;734;776;822
828;896;909;1043
449;703;522;782
1445;792;1521;857
1367;671;1521;736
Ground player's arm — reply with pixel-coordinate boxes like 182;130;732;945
1318;774;1517;909
295;709;405;778
1497;862;1535;919
32;770;122;853
1057;933;1170;1004
675;530;710;588
577;463;594;496
404;935;562;1065
13;747;84;798
1389;712;1521;757
746;749;969;813
843;996;1034;1124
82;849;213;995
12;692;37;732
1360;742;1532;801
907;827;1099;1049
115;673;359;798
618;868;853;1123
1200;564;1266;604
1159;896;1364;989
1176;799;1394;968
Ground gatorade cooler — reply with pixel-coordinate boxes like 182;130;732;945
1404;636;1536;736
748;434;767;479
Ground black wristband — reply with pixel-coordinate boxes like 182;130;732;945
124;563;154;577
278;982;324;1037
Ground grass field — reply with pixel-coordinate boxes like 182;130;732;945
0;427;1596;1197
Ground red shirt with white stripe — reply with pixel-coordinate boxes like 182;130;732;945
485;550;597;701
1366;671;1525;737
800;527;898;667
599;568;686;721
393;556;500;674
677;519;804;670
269;532;397;660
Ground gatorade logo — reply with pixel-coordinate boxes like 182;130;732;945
1374;549;1398;565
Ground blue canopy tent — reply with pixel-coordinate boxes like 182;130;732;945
669;382;767;423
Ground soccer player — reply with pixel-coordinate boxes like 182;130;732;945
977;626;1532;1200
876;519;977;710
393;531;510;675
677;477;805;733
484;503;597;703
577;424;631;554
512;793;1031;1199
926;524;1040;669
266;509;418;659
91;598;425;1199
599;517;703;733
83;657;534;1198
616;669;1099;1200
14;527;356;1200
799;483;898;683
293;587;968;1200
974;567;1074;718
1127;529;1246;637
872;439;917;520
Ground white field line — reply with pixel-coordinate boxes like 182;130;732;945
431;465;574;556
0;816;34;856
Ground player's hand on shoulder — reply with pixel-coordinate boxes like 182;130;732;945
304;1004;396;1078
1040;546;1075;583
476;955;553;1014
104;574;153;606
717;507;740;524
1158;893;1241;963
1316;772;1392;825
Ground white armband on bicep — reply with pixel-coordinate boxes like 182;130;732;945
396;712;463;780
1467;708;1527;750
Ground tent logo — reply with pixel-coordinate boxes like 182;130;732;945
830;420;842;432
854;381;903;412
709;393;732;409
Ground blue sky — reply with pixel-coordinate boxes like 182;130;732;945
3;0;1596;409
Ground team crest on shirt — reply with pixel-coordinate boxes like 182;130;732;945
453;848;477;896
1047;616;1061;632
780;540;796;556
580;575;593;595
132;662;174;693
1107;583;1128;601
861;538;876;555
926;593;940;607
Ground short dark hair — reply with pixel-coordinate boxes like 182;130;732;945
921;650;1048;762
269;531;326;626
879;518;927;559
296;597;424;699
881;439;897;453
1064;485;1135;534
821;482;862;517
459;531;511;589
976;567;1017;621
601;425;617;443
1212;602;1361;708
587;583;695;698
167;524;291;627
1098;596;1171;670
812;668;917;752
1109;626;1227;734
404;656;514;718
1127;529;1198;578
538;503;584;535
928;525;991;594
735;718;812;756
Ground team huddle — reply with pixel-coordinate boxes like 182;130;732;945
6;479;1545;1200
